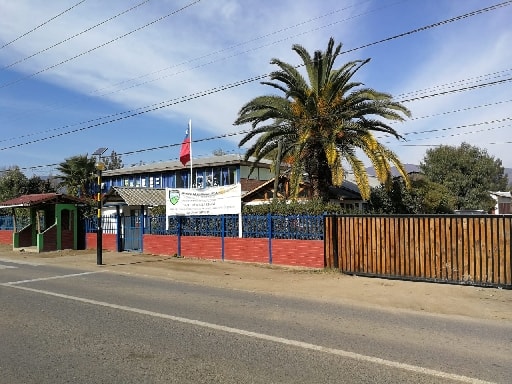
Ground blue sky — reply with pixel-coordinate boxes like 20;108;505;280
0;0;511;177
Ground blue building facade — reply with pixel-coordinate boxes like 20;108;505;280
102;154;274;194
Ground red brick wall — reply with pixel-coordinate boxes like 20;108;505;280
86;233;117;251
271;239;324;268
0;230;13;245
224;238;269;263
86;233;324;268
142;234;323;268
143;234;178;256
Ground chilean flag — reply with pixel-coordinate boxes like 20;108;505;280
179;127;191;166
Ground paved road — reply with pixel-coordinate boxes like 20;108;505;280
1;259;511;383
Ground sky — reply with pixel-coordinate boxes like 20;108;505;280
0;0;511;177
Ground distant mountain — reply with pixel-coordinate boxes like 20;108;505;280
366;164;420;177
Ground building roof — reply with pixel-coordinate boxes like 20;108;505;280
0;193;83;208
490;191;512;198
103;154;273;177
103;187;166;207
241;173;364;203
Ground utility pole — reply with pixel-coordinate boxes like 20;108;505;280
92;147;108;265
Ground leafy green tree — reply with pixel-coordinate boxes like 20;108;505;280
368;174;456;214
103;150;123;170
235;37;411;202
56;155;97;198
411;174;456;213
0;167;29;202
26;175;56;194
368;177;421;214
420;143;508;211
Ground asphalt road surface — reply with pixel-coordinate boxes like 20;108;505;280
1;258;511;384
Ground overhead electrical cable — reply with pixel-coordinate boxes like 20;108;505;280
91;0;406;96
2;0;508;145
0;0;202;89
402;117;512;138
396;68;512;99
399;77;512;103
0;0;408;131
18;116;512;172
338;1;512;55
399;122;512;146
0;74;267;151
1;0;151;70
0;0;87;50
94;0;512;97
397;98;512;122
0;0;395;125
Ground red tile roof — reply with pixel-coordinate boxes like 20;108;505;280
0;193;83;208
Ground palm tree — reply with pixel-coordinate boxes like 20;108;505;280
56;155;97;198
235;38;411;201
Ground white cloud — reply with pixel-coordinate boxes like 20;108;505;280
0;0;511;170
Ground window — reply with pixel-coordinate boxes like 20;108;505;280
176;171;188;188
213;169;220;187
193;170;204;188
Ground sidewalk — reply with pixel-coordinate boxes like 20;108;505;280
1;245;511;322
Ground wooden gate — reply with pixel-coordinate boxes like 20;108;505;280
324;214;512;288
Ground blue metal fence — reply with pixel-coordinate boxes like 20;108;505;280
83;214;324;240
0;215;31;230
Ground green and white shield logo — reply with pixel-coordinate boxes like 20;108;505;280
168;189;180;205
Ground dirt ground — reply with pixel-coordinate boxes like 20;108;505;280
1;244;511;322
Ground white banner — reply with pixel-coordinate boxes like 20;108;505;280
166;184;241;217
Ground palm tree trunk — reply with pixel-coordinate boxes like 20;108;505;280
306;144;332;202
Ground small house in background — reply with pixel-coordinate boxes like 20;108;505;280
241;172;377;211
0;193;84;252
490;191;512;214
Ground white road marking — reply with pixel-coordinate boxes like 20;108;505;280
0;264;17;269
0;282;495;384
3;271;106;285
0;257;41;266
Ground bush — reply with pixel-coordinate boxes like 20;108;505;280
242;199;347;215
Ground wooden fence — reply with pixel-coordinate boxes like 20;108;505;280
324;214;512;288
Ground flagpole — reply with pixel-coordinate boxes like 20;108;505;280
189;119;192;189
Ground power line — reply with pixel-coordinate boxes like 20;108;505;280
402;117;512;139
4;1;512;172
402;98;512;122
91;0;407;97
396;68;512;99
0;74;267;151
0;0;404;125
3;0;509;145
0;0;203;89
0;0;87;50
1;0;151;71
399;77;512;103
18;116;512;172
400;122;512;146
339;0;512;55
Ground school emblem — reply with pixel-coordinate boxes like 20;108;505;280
168;189;180;205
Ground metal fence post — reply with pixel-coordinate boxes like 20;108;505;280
267;212;272;264
177;215;182;257
221;214;225;261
